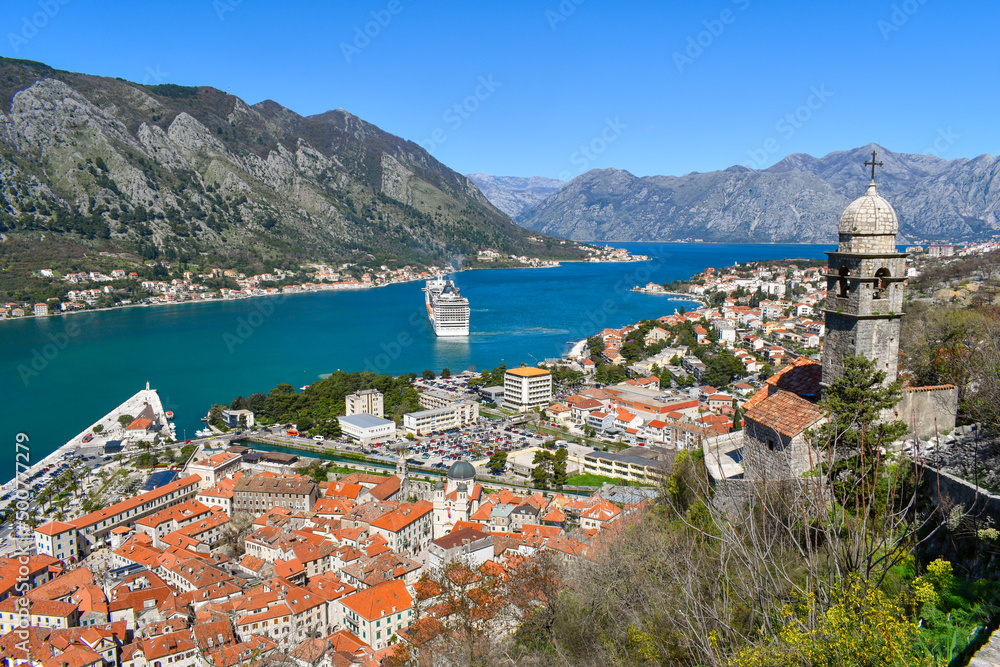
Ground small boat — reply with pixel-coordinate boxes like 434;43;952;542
200;417;208;422
165;411;174;419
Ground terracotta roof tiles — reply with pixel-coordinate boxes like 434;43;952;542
744;389;823;438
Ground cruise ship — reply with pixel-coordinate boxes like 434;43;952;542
424;277;470;337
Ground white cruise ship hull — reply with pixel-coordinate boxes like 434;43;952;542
425;278;470;337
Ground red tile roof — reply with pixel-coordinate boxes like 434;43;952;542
744;389;823;438
340;579;412;622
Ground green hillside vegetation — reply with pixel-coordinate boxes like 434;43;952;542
219;371;419;438
0;57;588;301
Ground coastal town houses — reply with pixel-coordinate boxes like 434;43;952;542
9;455;653;664
187;451;242;489
426;526;494;570
340;579;414;651
232;474;320;513
368;501;435;554
35;474;202;559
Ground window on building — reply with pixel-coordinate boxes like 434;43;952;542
874;268;890;299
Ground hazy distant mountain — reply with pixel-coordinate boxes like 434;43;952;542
0;57;585;276
466;173;566;218
516;144;1000;243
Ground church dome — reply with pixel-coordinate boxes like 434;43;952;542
447;460;476;481
839;182;898;236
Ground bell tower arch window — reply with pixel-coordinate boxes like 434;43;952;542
838;266;850;298
874;267;890;299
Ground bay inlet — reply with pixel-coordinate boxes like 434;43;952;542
1;242;833;482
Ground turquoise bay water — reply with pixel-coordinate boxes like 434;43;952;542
0;242;833;481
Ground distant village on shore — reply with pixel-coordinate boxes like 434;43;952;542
2;244;646;320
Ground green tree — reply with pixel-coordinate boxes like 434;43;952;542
815;354;908;463
532;450;552;489
487;450;507;473
92;424;103;434
619;340;645;362
117;414;134;428
441;367;451;378
422;369;436;380
587;335;605;358
552;447;568;487
207;404;225;428
246;392;267;413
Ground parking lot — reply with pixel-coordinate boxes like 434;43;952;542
358;417;549;473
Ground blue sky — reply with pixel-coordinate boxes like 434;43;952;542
3;0;996;179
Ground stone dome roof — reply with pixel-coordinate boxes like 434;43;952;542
447;460;476;481
839;182;898;236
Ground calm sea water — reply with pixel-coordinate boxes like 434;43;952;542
0;242;833;481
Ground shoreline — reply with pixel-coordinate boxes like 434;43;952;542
0;256;649;326
1;387;169;493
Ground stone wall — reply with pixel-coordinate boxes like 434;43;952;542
742;420;793;481
742;420;822;481
711;476;829;516
920;464;1000;524
895;385;959;440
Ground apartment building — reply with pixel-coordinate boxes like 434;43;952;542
232;476;320;514
502;367;552;412
403;400;479;435
346;389;385;418
35;474;202;558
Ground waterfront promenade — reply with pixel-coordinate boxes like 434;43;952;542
1;384;171;494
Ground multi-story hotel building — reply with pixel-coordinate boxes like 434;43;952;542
403;401;479;435
346;389;385;418
502;367;552;412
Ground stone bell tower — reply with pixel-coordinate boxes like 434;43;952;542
821;151;908;388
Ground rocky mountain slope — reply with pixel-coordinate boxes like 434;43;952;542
516;144;1000;243
0;57;584;274
465;173;565;218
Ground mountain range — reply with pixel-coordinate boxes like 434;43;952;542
0;57;584;282
507;145;1000;243
464;174;565;218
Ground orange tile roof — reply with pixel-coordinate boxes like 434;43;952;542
0;596;78;617
743;357;822;413
506;366;551;378
340;579;412;621
194;451;240;467
744;389;823;438
369;501;433;533
40;645;102;667
36;520;76;536
71;475;201;530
